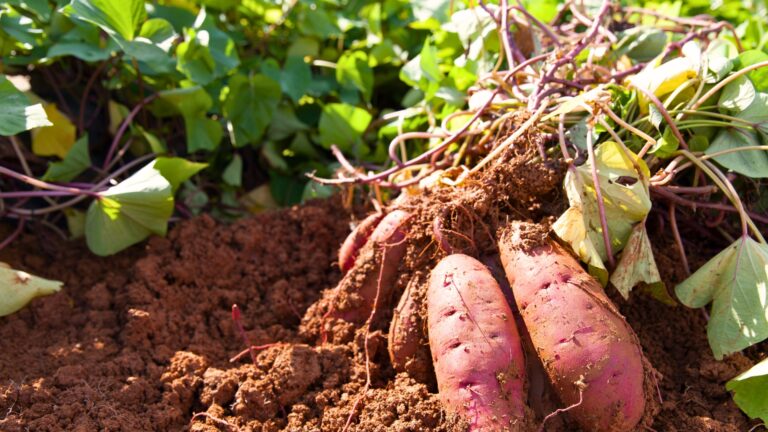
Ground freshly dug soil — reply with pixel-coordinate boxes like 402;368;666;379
0;192;763;431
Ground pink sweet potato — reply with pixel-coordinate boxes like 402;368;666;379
388;273;431;382
338;212;384;274
330;209;410;323
498;222;647;432
427;254;528;431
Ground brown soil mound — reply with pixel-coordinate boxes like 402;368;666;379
0;178;762;431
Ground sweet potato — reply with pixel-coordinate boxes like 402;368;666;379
427;254;528;431
498;221;647;432
338;212;384;274
388;273;431;383
329;209;410;323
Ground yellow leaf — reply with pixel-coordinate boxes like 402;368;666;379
240;184;279;213
31;103;76;159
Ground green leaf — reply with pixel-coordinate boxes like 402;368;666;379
175;10;240;85
317;103;372;152
521;0;558;22
733;50;768;92
650;128;680;159
675;237;768;359
64;0;146;41
64;209;86;239
223;74;282;147
610;223;664;299
0;263;62;317
615;27;667;62
42;135;91;182
222;154;242;187
0;75;51;135
727;358;768;423
122;39;176;75
267;104;308;141
153;156;207;192
719;75;756;113
47;42;112;62
336;51;373;102
419;40;443;83
281;56;311;102
156;86;222;152
708;128;768;178
85;160;174;256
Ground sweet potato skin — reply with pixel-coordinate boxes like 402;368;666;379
388;273;431;382
428;254;527;431
330;210;410;323
338;212;384;274
498;222;646;432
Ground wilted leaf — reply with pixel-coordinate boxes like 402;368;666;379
31;103;76;159
675;237;768;359
42;134;91;182
610;222;663;298
727;358;768;423
554;142;652;284
0;262;62;317
85;160;174;256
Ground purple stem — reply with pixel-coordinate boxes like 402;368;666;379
586;127;615;269
533;0;612;108
103;93;158;170
631;85;688;150
0;217;25;251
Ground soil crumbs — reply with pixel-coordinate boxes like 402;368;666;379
0;195;760;432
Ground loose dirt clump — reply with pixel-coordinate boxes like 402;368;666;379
0;147;762;431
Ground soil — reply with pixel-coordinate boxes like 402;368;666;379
1;153;765;431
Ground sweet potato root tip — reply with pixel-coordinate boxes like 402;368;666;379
427;254;528;431
338;212;384;274
499;221;648;432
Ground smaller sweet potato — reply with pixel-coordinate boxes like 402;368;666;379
428;254;528;431
330;210;411;323
338;212;384;274
388;273;431;383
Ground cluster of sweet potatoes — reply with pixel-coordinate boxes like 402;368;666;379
315;210;655;431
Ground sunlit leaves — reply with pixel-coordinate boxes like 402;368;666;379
65;0;146;41
176;9;239;85
85;160;174;256
727;358;768;423
0;75;50;135
676;237;768;359
317;103;372;152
